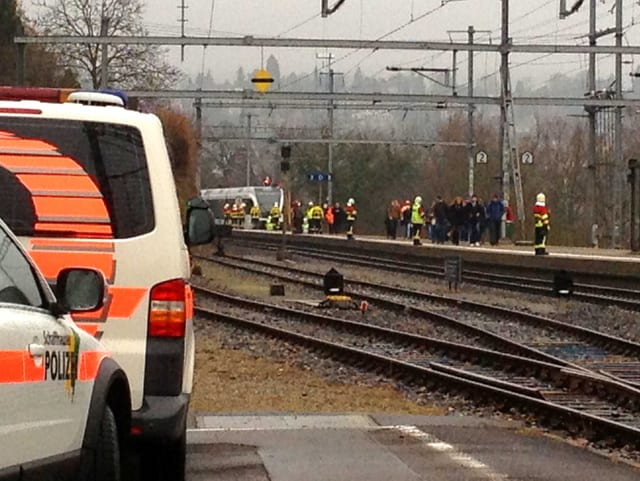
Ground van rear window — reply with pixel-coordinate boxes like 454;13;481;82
0;118;154;239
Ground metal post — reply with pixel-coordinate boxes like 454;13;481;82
179;0;187;62
588;0;597;246
195;97;202;190
277;149;290;261
500;0;509;236
245;113;252;186
100;16;109;89
614;0;623;248
629;159;639;251
327;64;335;206
452;50;458;96
467;26;475;196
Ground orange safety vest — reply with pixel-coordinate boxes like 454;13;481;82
325;208;334;225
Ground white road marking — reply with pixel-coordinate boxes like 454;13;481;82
392;425;510;480
193;414;377;431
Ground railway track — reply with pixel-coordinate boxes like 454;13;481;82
193;252;640;388
193;284;640;448
231;238;640;310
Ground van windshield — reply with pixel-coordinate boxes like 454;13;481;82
0;117;154;239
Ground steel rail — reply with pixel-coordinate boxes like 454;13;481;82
195;252;640;387
194;302;640;447
261;243;640;310
193;284;640;406
194;254;584;367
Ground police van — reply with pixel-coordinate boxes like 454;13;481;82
0;216;131;480
0;87;214;480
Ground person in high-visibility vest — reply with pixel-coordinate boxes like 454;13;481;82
250;203;261;229
345;198;357;240
533;193;550;255
269;202;281;230
308;202;324;233
411;196;426;246
324;203;335;234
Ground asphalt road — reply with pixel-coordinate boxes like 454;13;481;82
185;414;640;481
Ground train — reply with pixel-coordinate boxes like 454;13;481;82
200;185;284;228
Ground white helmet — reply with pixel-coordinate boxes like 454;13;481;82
414;196;422;204
308;201;314;206
536;193;546;204
347;198;355;206
274;202;279;207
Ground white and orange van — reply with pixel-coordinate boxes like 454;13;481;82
0;87;212;481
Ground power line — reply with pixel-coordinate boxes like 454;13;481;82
199;0;216;88
276;12;319;38
279;2;447;89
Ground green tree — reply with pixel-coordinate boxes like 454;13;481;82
37;0;180;89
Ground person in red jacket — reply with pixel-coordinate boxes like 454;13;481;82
533;192;550;255
345;197;357;240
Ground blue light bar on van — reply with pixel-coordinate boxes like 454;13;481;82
100;89;128;107
66;89;128;107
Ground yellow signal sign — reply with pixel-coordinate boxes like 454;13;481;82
251;69;274;93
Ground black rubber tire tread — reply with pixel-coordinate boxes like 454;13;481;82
96;405;121;481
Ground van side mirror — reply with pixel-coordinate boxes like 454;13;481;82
56;268;105;312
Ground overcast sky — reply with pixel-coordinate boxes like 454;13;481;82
25;1;640;91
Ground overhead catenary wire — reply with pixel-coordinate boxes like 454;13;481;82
199;0;216;89
278;2;448;91
276;12;320;38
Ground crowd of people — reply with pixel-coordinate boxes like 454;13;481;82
290;198;358;239
226;191;550;255
385;194;516;247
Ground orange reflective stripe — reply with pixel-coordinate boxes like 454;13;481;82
32;196;110;221
72;287;146;324
78;351;109;381
28;250;115;281
75;322;101;337
23;350;45;382
0;351;30;383
185;285;194;319
30;239;115;251
107;287;147;318
0;350;47;383
0;155;83;172
17;173;103;195
0;137;57;153
33;222;113;237
0;349;107;384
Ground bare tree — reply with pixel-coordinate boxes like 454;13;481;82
36;0;181;89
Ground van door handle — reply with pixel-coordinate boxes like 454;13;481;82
28;343;45;357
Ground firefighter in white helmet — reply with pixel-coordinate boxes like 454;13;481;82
345;198;357;240
533;193;550;255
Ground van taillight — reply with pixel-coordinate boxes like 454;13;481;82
148;279;186;337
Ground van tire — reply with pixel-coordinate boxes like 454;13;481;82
95;405;121;481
